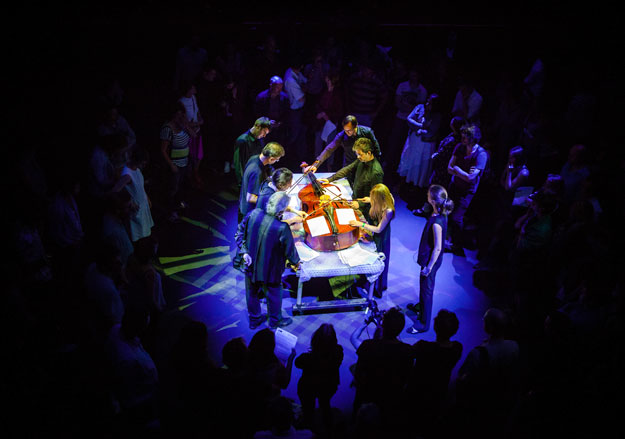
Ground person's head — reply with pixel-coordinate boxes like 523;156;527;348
457;76;475;96
450;116;466;133
202;65;217;82
353;138;374;162
133;235;159;265
269;76;283;95
528;190;557;216
460;124;481;146
369;184;395;221
568;144;587;166
342;115;359;136
175;320;209;360
508;146;526;166
180;80;197;98
170;101;187;126
103;106;119;124
271;167;293;191
121;302;151;340
260;142;285;165
359;64;375;79
222;337;249;372
543;174;564;197
425;93;440;112
311;323;337;355
128;146;149;169
433;309;459;341
408;68;420;85
266;191;290;217
381;307;405;339
248;328;276;359
99;133;128;155
105;189;133;219
325;70;340;90
251;117;273;139
483;308;508;339
267;397;295;434
427;184;454;215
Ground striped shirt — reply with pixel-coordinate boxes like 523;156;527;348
160;123;190;167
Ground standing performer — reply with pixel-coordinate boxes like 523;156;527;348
233;117;273;186
235;192;300;330
307;115;381;171
349;183;395;297
238;142;285;223
317;138;383;222
407;185;454;334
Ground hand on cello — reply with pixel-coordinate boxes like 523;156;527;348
300;160;320;175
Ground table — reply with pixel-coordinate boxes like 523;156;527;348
286;174;386;315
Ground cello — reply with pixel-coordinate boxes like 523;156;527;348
294;162;361;252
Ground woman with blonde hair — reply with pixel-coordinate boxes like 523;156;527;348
407;184;454;334
350;183;395;297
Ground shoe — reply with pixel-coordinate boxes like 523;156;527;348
407;326;427;334
249;314;267;330
412;208;428;218
406;303;421;314
373;290;383;299
269;317;293;329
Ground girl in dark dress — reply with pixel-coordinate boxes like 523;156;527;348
295;323;343;435
408;185;454;333
350;183;395;297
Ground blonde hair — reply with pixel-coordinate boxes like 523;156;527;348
369;184;395;222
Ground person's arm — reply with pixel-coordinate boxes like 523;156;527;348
234;213;253;266
450;150;487;183
406;105;425;130
314;132;342;169
160;138;178;174
422;223;442;276
278;348;297;389
325;159;358;183
367;129;382;159
351;209;394;234
503;167;530;191
350;322;369;350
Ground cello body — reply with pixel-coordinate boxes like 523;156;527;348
298;173;360;252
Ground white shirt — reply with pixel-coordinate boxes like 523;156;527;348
452;89;483;123
284;68;307;110
179;95;199;123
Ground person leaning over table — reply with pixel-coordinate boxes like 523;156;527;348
317;137;383;223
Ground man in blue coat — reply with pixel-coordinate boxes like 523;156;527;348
235;192;300;329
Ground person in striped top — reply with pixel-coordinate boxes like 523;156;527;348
160;102;191;222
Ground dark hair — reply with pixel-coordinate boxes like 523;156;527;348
271;167;293;191
483;308;508;338
382;307;405;338
222;337;249;371
460;124;481;143
353;138;373;154
450;116;466;132
342;115;358;128
170;101;186;119
433;309;459;340
311;323;338;356
248;328;276;363
133;235;158;264
179;79;196;96
508;146;526;166
428;185;454;215
129;146;149;166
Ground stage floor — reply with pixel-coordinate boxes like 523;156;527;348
149;172;493;422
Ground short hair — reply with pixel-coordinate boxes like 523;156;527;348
382;307;405;338
129;146;149;166
483;308;508;338
311;323;337;355
266;191;290;216
353;138;373;154
433;309;459;339
250;117;273;137
342;115;358;127
261;142;285;158
269;76;283;85
222;337;249;371
460;124;481;143
271;167;293;191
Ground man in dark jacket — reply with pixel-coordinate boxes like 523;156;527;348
235;192;300;329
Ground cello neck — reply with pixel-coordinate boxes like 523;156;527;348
307;171;324;197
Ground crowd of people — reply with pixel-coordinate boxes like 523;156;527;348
6;15;624;439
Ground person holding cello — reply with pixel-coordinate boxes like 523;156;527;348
317;138;384;223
